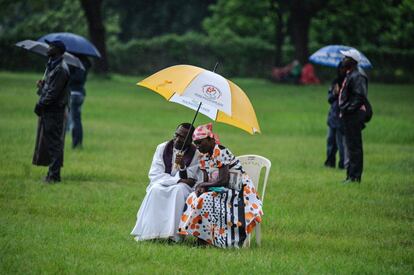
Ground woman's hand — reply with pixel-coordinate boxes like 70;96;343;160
195;183;207;196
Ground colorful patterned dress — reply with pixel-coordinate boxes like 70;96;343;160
178;144;263;248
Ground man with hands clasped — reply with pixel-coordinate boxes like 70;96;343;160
131;123;201;242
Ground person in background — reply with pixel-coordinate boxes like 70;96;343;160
271;60;301;83
338;49;369;183
299;63;320;85
289;60;302;84
68;55;91;149
33;40;70;183
325;61;346;169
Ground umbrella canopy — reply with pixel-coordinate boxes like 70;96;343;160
15;40;85;70
309;45;372;69
137;65;261;134
38;32;101;58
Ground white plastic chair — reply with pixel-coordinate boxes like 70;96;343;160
237;155;271;247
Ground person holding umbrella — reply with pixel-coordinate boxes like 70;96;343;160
33;40;71;183
338;49;370;183
68;54;91;149
38;32;101;149
131;123;201;242
324;61;346;169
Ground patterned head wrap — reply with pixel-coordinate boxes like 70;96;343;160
192;123;220;144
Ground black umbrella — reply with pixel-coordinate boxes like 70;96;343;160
38;32;101;58
15;40;85;70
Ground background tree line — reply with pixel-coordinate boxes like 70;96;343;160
0;0;413;82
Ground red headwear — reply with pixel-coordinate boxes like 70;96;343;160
192;123;220;144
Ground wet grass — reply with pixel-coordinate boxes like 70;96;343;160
0;71;413;274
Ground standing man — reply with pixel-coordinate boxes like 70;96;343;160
338;49;369;183
131;123;201;242
33;40;70;183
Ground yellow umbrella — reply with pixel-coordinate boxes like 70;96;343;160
137;64;261;134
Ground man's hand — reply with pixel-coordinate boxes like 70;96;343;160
36;80;44;89
34;103;43;116
174;152;185;169
333;83;340;95
179;178;196;187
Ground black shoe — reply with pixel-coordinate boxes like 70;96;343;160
43;176;61;184
342;177;360;184
351;177;361;183
196;238;209;246
72;144;83;150
324;163;335;168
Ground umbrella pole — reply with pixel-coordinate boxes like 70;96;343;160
177;63;218;154
180;102;202;152
41;58;51;80
179;62;218;152
42;67;47;80
213;62;219;72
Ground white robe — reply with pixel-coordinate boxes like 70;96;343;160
131;141;201;241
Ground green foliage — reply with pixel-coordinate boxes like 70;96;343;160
103;6;122;45
202;0;275;42
0;72;413;274
0;0;413;82
0;0;89;73
381;0;414;48
0;0;87;39
311;0;396;47
107;32;275;77
105;0;215;40
204;0;414;51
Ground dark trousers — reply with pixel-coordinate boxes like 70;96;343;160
43;112;65;180
325;126;345;168
70;93;84;148
343;111;366;181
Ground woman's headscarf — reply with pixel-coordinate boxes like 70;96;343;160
192;123;220;144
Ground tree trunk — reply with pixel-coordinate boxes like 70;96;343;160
289;5;311;65
80;0;108;73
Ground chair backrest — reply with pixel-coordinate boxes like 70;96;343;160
237;155;271;201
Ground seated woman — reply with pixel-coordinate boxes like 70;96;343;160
178;123;263;248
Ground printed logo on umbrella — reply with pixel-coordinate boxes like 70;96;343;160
202;85;222;101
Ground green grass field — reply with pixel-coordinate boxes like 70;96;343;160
0;71;413;274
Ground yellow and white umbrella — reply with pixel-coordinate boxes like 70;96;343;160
137;64;261;134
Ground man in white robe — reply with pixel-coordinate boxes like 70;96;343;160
131;123;201;242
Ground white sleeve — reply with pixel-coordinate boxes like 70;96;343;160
148;143;180;187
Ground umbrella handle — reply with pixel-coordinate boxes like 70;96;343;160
175;102;202;171
42;67;47;81
36;66;48;96
41;58;50;81
179;102;202;153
